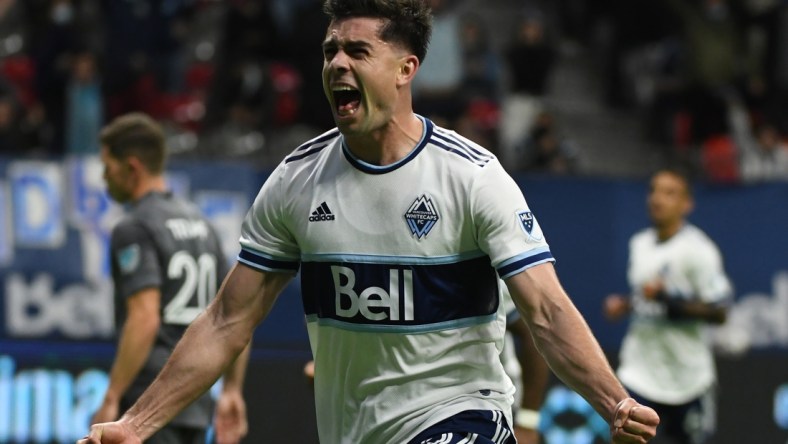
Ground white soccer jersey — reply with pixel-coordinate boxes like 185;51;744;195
617;224;732;405
239;117;554;443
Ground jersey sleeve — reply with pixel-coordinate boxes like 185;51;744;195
238;162;301;274
111;218;161;299
689;237;733;304
472;161;554;279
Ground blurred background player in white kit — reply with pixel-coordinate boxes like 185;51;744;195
604;167;732;444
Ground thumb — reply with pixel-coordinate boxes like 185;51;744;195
613;398;635;428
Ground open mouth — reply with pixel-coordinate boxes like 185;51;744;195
333;87;361;116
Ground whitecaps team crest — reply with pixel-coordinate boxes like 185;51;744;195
117;244;141;274
517;210;543;241
404;195;439;239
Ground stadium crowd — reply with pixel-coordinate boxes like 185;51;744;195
0;0;785;182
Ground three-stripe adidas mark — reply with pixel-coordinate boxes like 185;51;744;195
309;202;335;222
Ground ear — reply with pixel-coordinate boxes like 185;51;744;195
683;196;695;216
125;155;147;178
396;54;419;87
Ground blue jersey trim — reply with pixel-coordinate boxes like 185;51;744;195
342;116;433;174
284;129;340;163
305;313;498;333
238;248;300;273
497;248;555;279
431;130;493;166
300;250;488;265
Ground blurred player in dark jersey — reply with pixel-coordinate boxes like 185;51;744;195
91;112;250;444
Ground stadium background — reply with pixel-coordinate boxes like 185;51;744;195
1;0;788;443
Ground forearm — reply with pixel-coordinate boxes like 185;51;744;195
119;300;252;439
105;316;159;403
223;342;251;392
117;264;288;440
508;265;628;423
527;299;626;423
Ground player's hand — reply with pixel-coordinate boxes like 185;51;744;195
642;281;664;301
513;426;540;444
303;360;315;382
610;398;659;443
214;389;248;444
603;294;630;321
77;421;140;444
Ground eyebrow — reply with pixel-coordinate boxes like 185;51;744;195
322;38;374;52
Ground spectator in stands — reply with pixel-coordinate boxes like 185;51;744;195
520;111;578;174
458;13;500;102
663;0;750;144
499;11;555;171
739;122;788;182
26;0;82;154
65;50;103;155
0;92;23;153
205;0;283;129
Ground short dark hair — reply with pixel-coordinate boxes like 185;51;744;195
323;0;433;63
99;112;167;174
654;165;694;197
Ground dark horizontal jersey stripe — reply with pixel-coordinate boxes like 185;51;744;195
497;251;555;279
300;255;499;329
238;248;300;273
294;129;340;152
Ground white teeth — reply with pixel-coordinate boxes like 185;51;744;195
333;86;356;91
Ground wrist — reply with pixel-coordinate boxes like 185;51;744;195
514;408;541;430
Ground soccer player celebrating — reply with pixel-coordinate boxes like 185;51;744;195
604;167;732;443
79;2;658;443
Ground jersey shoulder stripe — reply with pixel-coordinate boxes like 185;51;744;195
238;247;300;273
430;127;494;167
284;129;341;164
497;246;555;279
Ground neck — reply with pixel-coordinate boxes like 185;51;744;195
343;113;423;166
656;220;683;241
131;176;167;202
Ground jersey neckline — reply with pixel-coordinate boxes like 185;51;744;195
340;115;433;175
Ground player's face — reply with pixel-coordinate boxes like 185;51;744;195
100;146;135;203
647;172;692;227
322;17;407;134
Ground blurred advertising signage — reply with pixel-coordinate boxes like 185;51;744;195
0;354;226;443
0;355;108;443
0;157;249;341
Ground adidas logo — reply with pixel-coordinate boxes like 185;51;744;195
309;202;335;222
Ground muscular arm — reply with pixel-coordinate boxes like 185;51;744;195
93;288;161;424
505;262;627;423
112;263;292;441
